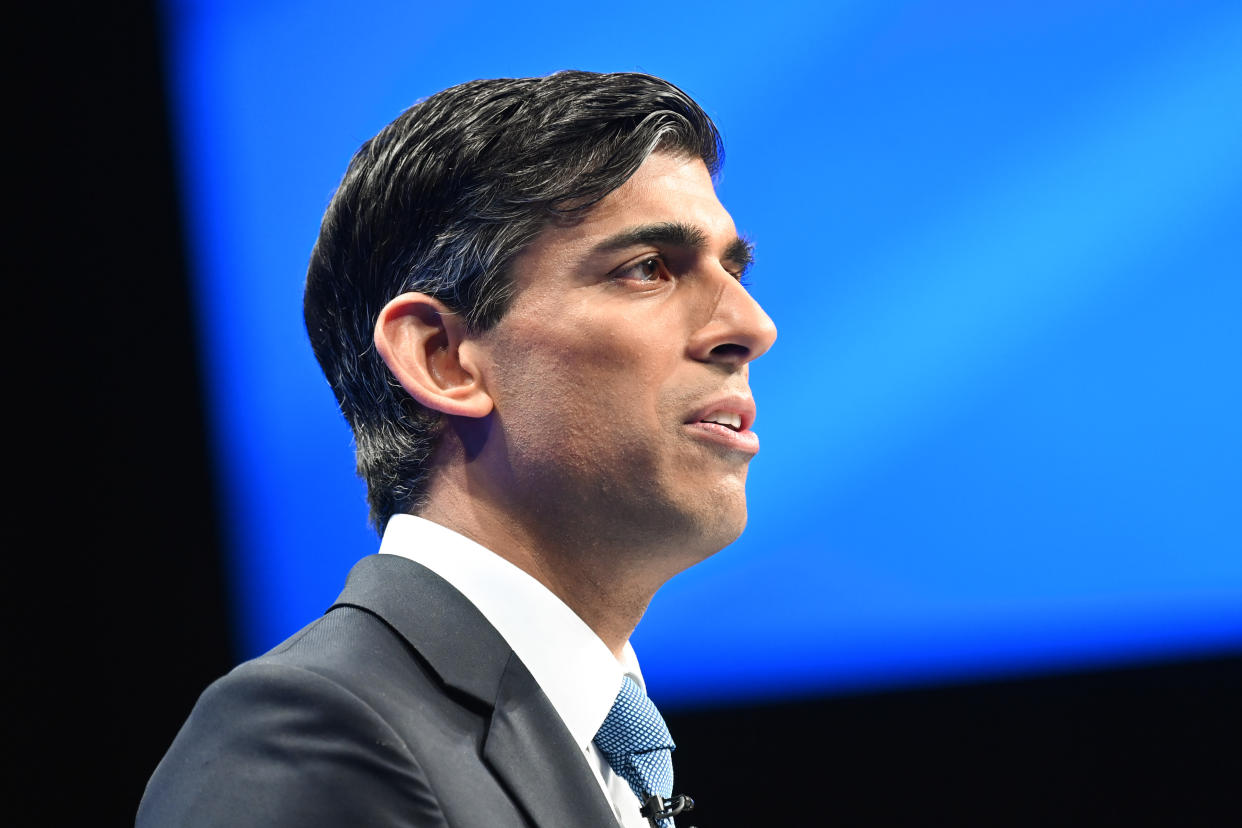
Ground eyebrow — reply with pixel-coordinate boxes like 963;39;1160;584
592;221;755;277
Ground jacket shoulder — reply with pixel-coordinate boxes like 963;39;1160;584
137;644;448;827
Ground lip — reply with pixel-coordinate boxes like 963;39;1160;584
684;394;759;454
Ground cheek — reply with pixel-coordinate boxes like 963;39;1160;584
489;321;675;452
503;310;668;391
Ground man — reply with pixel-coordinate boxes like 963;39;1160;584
138;70;776;827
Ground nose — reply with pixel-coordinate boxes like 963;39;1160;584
687;272;778;367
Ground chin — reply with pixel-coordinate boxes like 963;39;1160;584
685;496;749;557
713;509;749;550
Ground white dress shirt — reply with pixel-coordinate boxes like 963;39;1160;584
379;514;652;828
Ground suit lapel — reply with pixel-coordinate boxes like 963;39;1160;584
331;555;620;827
484;651;622;828
333;554;510;703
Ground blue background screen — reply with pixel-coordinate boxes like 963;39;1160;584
163;0;1242;707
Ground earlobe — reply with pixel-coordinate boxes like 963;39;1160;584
373;292;494;419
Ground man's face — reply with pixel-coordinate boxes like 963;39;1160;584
474;152;777;568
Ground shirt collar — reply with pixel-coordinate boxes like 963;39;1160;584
378;513;643;750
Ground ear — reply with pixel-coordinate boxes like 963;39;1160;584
373;292;493;419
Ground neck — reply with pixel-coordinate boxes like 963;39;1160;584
417;479;661;659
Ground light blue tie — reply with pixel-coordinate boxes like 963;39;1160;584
594;676;676;826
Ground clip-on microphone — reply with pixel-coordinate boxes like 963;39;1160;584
640;793;696;827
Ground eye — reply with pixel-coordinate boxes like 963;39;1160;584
613;256;666;284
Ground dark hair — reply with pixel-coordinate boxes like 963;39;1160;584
304;70;723;531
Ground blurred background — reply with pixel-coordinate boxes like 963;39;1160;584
34;0;1240;824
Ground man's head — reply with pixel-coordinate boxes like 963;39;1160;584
305;71;774;552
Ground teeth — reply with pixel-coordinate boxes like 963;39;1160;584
702;412;742;430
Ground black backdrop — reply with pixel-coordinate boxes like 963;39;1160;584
29;5;1239;825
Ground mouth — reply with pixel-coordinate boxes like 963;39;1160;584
685;398;759;454
699;411;744;431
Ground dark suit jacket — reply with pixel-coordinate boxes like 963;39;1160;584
137;554;622;827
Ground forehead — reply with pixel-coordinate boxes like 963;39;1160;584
510;152;736;278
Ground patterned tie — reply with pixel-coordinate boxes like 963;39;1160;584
594;675;677;827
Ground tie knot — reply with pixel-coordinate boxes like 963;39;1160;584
595;676;675;758
594;676;676;823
